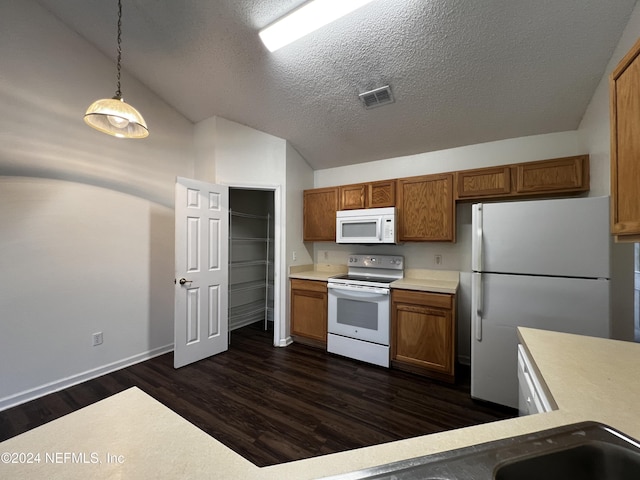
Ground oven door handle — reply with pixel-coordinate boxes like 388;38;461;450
327;283;390;296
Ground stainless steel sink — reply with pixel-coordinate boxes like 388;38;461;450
494;441;640;480
319;422;640;480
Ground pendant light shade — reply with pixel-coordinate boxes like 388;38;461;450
84;0;148;139
84;96;148;138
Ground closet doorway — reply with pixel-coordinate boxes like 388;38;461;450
228;187;277;344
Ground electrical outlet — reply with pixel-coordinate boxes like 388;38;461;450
434;254;443;266
323;250;329;260
92;332;103;346
292;251;297;261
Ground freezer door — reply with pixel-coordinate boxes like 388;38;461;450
471;273;609;408
473;196;610;278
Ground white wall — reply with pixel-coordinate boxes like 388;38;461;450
315;131;581;188
285;143;315;340
193;116;314;345
0;0;195;409
212;117;287;186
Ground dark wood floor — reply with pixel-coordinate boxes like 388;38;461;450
0;324;516;467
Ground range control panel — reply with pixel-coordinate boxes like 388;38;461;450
347;254;404;271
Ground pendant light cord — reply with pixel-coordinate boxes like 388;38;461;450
115;0;123;98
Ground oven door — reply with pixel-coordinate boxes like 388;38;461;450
327;284;390;345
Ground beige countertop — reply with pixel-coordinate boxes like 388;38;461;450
391;269;459;294
288;264;347;281
3;328;639;479
289;265;459;294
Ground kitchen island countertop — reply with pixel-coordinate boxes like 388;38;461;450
2;329;639;479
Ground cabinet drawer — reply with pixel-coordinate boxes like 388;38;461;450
391;289;453;309
290;279;327;293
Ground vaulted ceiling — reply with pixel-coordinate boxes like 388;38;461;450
36;0;638;170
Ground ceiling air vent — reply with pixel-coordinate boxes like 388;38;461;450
359;85;394;109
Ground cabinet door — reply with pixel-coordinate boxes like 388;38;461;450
290;280;327;343
368;180;396;208
391;289;455;381
393;303;453;375
397;174;455;242
303;187;338;241
515;156;588;194
611;38;640;238
339;184;367;210
456;167;511;199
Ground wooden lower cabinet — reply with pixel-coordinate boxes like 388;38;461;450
391;289;456;383
290;279;327;348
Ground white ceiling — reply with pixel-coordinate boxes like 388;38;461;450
36;0;637;170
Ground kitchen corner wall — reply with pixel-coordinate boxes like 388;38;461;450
193;116;314;345
0;1;194;409
312;0;640;354
577;1;640;342
313;131;583;363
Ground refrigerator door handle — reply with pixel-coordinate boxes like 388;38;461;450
472;204;483;272
473;272;483;341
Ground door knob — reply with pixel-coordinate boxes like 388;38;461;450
179;278;192;285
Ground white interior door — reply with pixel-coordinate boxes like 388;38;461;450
174;177;229;368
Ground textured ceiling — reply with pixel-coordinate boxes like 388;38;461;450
35;0;637;170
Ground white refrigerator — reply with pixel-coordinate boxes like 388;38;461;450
471;196;611;409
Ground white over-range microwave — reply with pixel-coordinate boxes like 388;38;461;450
336;207;397;244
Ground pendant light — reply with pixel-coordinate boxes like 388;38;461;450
84;0;148;139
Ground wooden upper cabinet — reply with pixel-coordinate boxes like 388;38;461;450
515;155;589;194
303;187;338;241
368;180;396;208
611;37;640;239
456;166;511;199
455;156;589;201
339;184;367;210
397;173;455;242
338;180;396;210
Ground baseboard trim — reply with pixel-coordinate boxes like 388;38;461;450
0;344;174;412
276;336;293;347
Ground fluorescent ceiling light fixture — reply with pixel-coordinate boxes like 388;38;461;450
259;0;375;52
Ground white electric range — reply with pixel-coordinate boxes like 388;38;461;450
327;254;404;367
